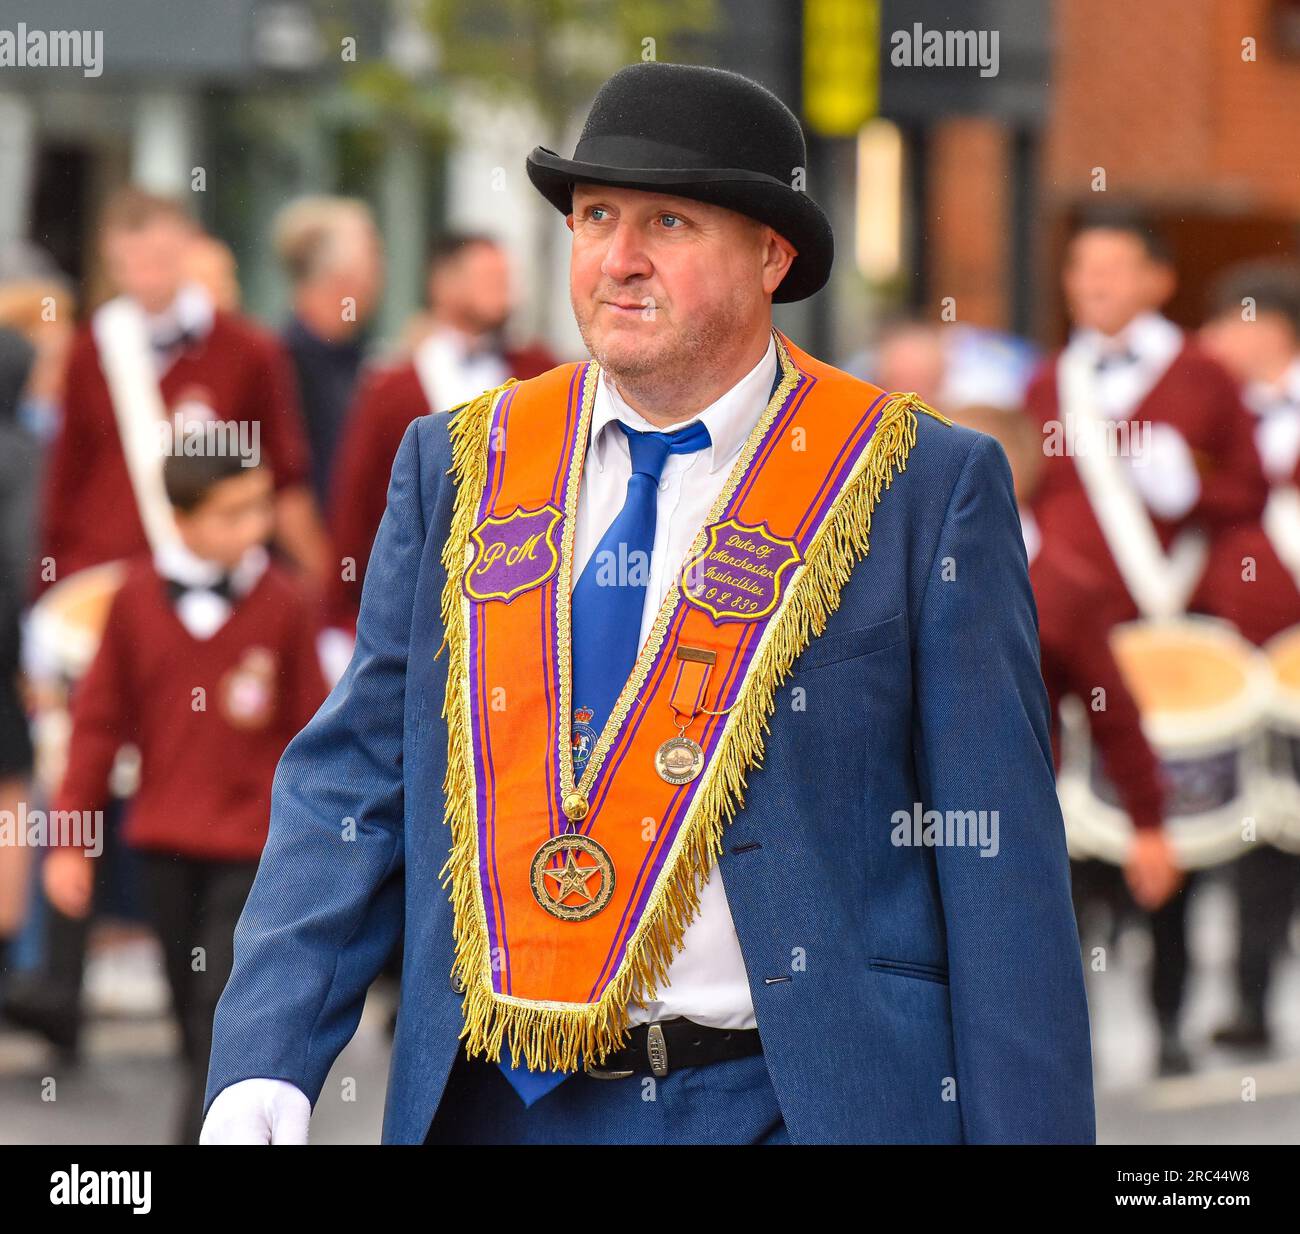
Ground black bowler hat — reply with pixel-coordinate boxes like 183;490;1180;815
526;61;833;303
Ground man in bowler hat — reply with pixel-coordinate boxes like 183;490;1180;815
201;62;1094;1145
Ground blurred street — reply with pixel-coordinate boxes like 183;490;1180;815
4;873;1299;1144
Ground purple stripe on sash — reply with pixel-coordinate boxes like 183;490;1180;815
585;615;761;1000
473;385;516;992
724;372;815;514
797;391;888;540
469;599;509;993
472;368;585;994
479;385;518;519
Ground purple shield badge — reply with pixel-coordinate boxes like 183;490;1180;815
679;517;802;622
463;503;564;603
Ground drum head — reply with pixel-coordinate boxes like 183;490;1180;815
27;561;127;682
1064;617;1271;869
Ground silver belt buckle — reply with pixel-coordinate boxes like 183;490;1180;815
646;1022;669;1078
582;1022;671;1079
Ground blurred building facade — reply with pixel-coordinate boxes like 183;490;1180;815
1;0;1298;361
0;0;439;340
889;0;1300;346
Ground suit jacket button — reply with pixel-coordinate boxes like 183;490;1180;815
450;972;467;994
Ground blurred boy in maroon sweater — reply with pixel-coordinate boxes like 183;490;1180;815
43;451;328;1142
1024;210;1300;647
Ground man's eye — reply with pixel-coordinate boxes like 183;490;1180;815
660;214;683;228
586;206;608;221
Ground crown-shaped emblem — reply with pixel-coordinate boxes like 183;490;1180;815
573;705;594;725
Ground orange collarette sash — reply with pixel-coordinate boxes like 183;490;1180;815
438;328;947;1072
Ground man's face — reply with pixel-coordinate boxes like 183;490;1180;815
1200;310;1295;385
1063;229;1174;337
327;216;385;323
102;216;194;312
430;242;512;335
175;467;275;570
567;183;792;381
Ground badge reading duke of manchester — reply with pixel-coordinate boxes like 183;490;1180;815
680;517;803;622
441;332;940;1075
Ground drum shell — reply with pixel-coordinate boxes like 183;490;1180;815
1259;625;1300;856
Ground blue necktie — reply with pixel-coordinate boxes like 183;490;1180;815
498;415;712;1107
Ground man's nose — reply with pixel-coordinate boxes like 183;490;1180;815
600;220;653;282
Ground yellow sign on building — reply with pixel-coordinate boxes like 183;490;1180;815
804;0;880;137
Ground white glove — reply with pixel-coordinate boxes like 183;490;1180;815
1128;422;1200;520
199;1078;312;1145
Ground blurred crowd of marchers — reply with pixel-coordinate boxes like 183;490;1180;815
862;205;1300;1088
0;187;561;1141
1;186;1300;1141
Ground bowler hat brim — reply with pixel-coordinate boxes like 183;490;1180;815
526;146;833;303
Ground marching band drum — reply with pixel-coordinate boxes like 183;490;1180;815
1260;625;1300;854
23;561;131;797
1059;616;1274;869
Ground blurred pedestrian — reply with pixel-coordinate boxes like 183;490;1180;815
0;270;77;447
950;401;1179;913
1026;207;1300;645
274;196;384;509
1200;260;1300;1049
1023;207;1300;1074
324;233;555;631
0;328;38;983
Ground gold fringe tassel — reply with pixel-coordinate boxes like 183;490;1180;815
437;382;949;1072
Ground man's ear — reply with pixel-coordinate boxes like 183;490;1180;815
566;214;575;233
762;228;797;298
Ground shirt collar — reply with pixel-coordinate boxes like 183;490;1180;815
143;282;215;345
589;331;778;476
1071;310;1182;366
428;322;497;362
1247;356;1300;415
154;539;268;598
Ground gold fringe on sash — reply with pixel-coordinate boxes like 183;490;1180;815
437;377;950;1073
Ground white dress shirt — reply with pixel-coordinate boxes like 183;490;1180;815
1066;311;1200;520
1070;309;1183;420
572;332;778;1030
143;282;215;376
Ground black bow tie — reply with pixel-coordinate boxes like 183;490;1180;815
1094;347;1140;373
152;325;201;355
165;574;234;606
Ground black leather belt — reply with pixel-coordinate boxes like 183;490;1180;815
582;1017;762;1079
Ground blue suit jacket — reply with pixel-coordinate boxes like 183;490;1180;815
204;393;1096;1144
